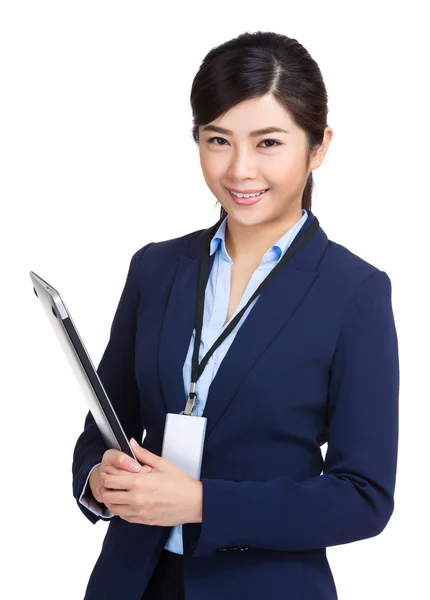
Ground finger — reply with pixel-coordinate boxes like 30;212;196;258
92;487;105;503
140;465;154;473
104;504;136;521
100;471;134;490
101;464;153;476
102;449;142;472
100;464;123;476
101;490;131;505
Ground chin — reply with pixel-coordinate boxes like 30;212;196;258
226;208;269;227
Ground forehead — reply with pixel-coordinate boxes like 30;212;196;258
201;94;296;136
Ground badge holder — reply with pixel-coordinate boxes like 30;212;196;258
161;382;207;480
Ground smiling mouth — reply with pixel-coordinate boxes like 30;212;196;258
227;188;269;205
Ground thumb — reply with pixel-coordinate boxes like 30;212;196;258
130;438;164;470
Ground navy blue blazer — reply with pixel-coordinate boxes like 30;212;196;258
72;210;399;600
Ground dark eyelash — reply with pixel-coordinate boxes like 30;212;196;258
207;137;281;148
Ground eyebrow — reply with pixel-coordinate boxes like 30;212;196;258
201;125;290;137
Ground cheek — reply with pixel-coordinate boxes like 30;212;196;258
200;161;225;193
268;156;306;187
200;152;221;178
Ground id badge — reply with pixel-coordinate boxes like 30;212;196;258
161;413;207;480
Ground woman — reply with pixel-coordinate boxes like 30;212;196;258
72;31;399;600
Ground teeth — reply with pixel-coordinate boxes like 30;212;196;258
230;190;266;198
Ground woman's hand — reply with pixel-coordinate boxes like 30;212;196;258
89;445;153;504
97;438;203;526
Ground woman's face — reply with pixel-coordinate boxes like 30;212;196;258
198;93;331;229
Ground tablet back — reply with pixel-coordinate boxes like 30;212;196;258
29;270;136;460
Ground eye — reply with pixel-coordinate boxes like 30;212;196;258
207;137;281;148
207;137;228;146
260;139;280;148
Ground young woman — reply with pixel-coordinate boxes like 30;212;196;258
72;31;399;600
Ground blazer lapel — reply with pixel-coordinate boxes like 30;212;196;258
157;211;328;439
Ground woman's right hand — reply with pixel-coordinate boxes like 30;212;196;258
89;446;153;504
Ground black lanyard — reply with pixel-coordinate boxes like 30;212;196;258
183;214;320;415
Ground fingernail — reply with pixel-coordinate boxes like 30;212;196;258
128;460;141;471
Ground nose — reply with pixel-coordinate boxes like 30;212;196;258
227;148;260;181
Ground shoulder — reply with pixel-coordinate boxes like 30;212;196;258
131;226;204;265
321;237;393;310
324;237;382;277
127;226;205;289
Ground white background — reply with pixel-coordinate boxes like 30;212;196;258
1;1;428;598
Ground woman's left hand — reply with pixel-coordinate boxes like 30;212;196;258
97;438;203;526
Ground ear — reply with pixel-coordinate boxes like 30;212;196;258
310;126;333;171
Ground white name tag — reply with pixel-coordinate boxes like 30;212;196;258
161;413;207;480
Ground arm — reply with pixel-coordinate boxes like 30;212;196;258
183;270;399;556
71;242;154;524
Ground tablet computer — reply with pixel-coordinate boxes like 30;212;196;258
29;270;137;461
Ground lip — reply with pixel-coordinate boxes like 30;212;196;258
228;188;268;205
227;188;268;194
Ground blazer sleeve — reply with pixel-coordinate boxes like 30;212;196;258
71;242;153;524
182;270;399;556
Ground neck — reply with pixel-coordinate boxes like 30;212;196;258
224;207;304;264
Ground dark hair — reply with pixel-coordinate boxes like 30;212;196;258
190;31;329;219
